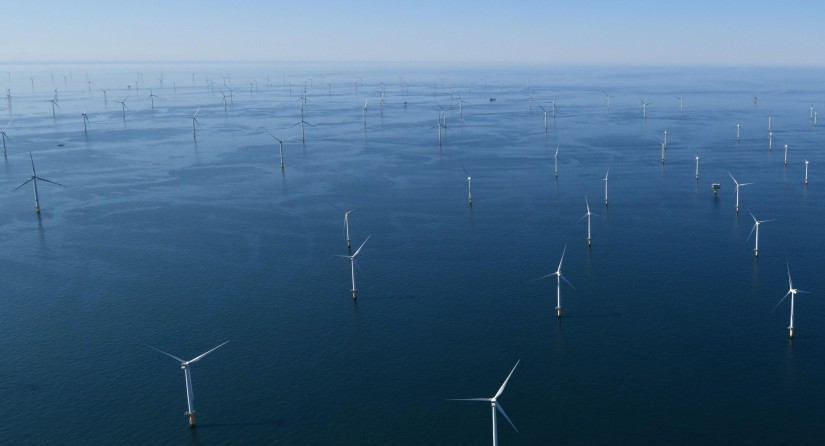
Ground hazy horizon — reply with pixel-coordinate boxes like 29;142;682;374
3;1;824;67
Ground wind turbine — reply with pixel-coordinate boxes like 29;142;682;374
640;98;650;119
603;91;614;109
675;95;685;112
769;130;773;150
292;115;314;142
603;168;610;205
337;235;371;299
539;105;548;130
147;341;229;427
219;91;228;112
447;360;520;446
117;96;129;119
554;145;559;177
736;123;741;141
5;88;11;108
82;107;90;134
581;196;594;246
457;95;467;116
101;88;109;104
50;93;60;116
784;144;789;166
538;245;574;317
461;165;473;205
728;172;752;213
342;207;359;248
13;152;64;214
747;211;774;258
1;121;11;157
147;89;158;110
429;113;447;145
362;99;369;122
267;133;295;169
773;264;808;339
694;153;700;181
804;159;809;185
192;107;200;139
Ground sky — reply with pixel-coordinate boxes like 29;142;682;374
2;0;824;66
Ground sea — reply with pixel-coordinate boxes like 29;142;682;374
0;62;823;445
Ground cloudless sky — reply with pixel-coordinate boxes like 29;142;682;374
2;0;824;65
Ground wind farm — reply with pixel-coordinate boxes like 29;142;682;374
0;63;822;446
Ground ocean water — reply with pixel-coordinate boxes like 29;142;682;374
0;62;823;444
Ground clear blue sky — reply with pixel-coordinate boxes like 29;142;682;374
2;0;823;65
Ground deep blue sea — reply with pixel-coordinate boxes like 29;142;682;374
0;62;823;444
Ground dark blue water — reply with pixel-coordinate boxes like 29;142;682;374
0;63;823;444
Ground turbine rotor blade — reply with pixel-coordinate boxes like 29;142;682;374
13;178;34;191
351;234;372;257
496;403;518;432
146;344;186;363
494;359;520;399
187;340;229;364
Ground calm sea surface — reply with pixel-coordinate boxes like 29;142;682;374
0;62;823;444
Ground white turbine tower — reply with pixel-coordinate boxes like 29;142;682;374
538;245;574;318
640;98;650;119
448;360;520;446
147;341;229;427
461;165;473;205
554;145;559;178
694;153;700;181
747;211;774;258
804;159;809;185
728;172;752;214
773;264;809;339
338;235;371;299
603;168;610;205
581;196;594;246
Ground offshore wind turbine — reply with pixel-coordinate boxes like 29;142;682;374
784;144;789;166
768;130;773;150
219;91;228;112
461;165;473;205
342;207;358;248
538;245;573;317
429;113;447;145
147;89;158;110
694;153;700;181
267;133;295;169
292;115;314;142
581;196;594;246
447;360;520;446
362;99;369;122
728;172;752;213
539;105;548;130
747;211;774;258
603;91;614;109
147;341;229;427
82;107;90;134
554;145;559;177
101;88;109;104
804;159;809;185
640;98;650;119
192;107;200;139
603;168;610;205
1;121;11;157
337;235;371;299
13;152;64;214
773;264;808;339
675;95;685;112
50;93;60;116
736;123;740;141
117;96;129;119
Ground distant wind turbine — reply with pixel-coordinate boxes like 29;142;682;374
804;159;809;185
13;152;64;214
603;168;610;205
772;264;808;339
50;92;60;116
1;120;11;157
747;211;774;258
581;196;595;246
447;360;520;446
537;245;574;318
267;133;296;169
539;105;548;130
694;153;700;181
554;145;559;178
675;95;685;112
640;98;650;119
147;89;158;110
82;107;90;134
728;171;752;214
117;96;129;119
784;144;789;166
461;165;473;206
192;107;200;139
337;235;371;299
147;341;229;427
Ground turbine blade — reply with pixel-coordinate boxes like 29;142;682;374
557;245;567;271
146;344;186;363
494;359;520;399
496;403;518;432
771;291;792;313
787;263;793;289
351;235;372;257
746;223;757;242
561;274;576;290
187;340;229;364
35;177;64;187
446;398;492;402
12;178;33;191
